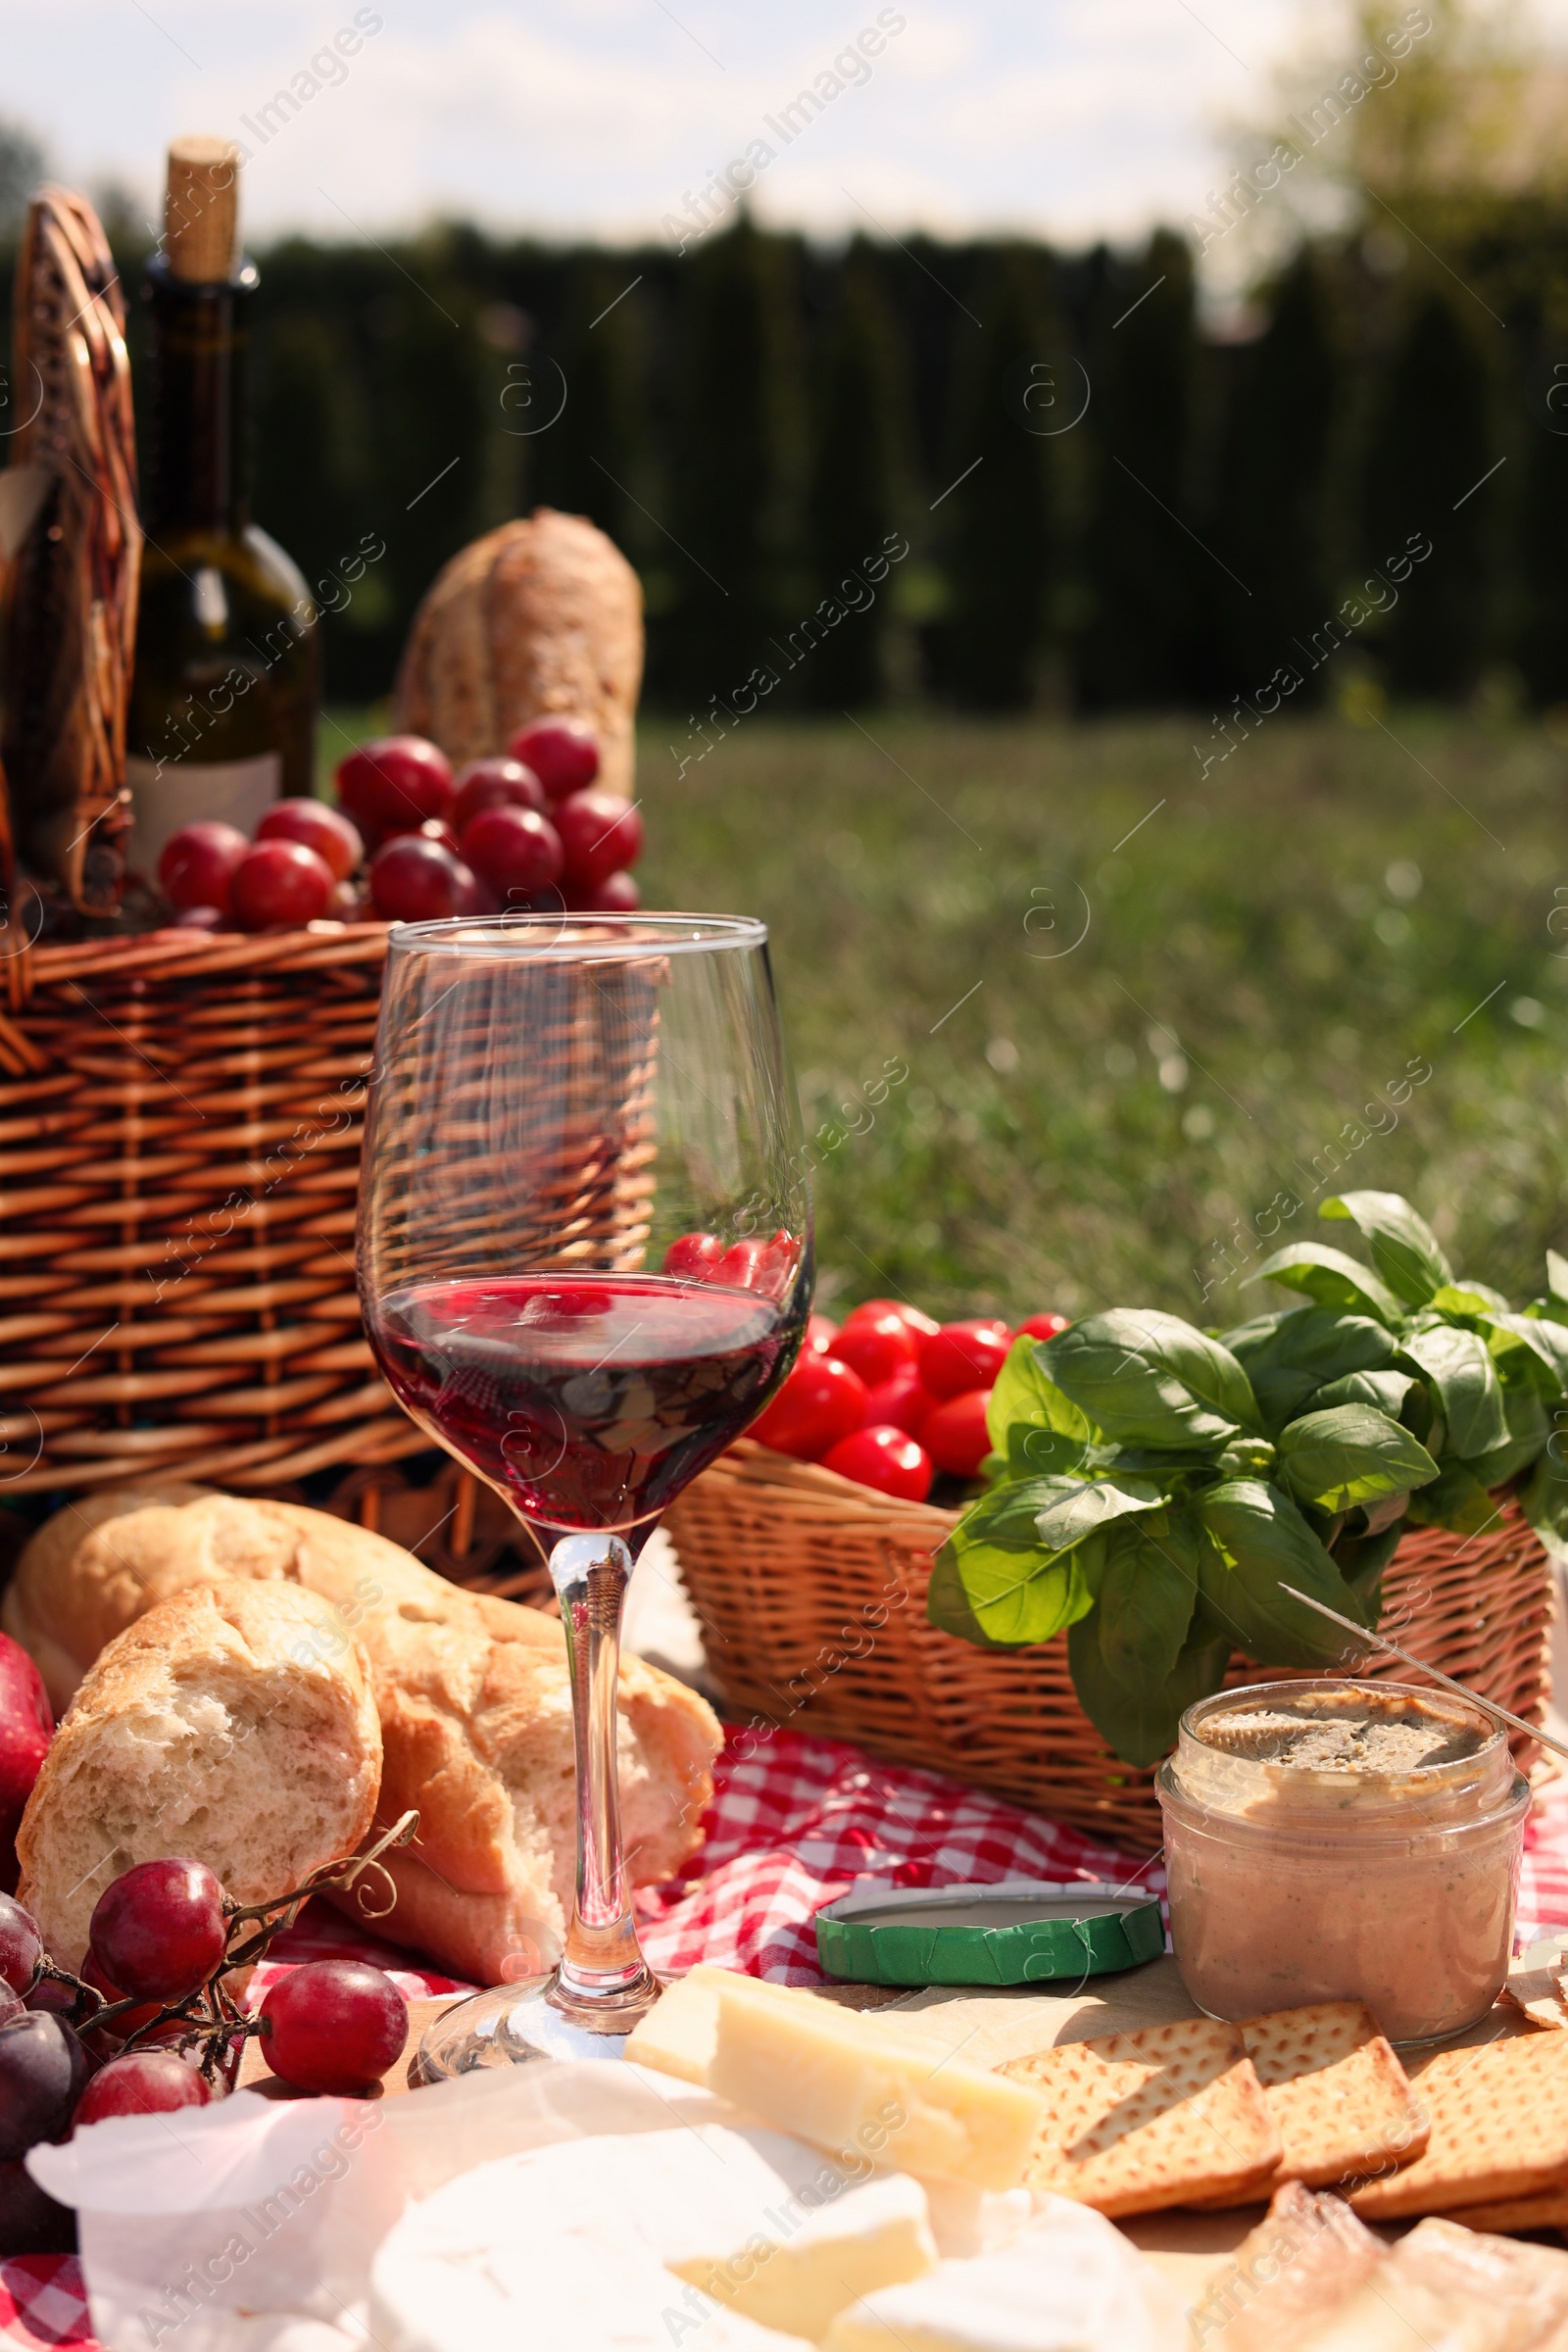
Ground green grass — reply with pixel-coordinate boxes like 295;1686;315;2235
327;709;1568;1332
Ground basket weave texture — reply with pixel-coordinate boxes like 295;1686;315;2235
664;1439;1557;1847
0;922;428;1493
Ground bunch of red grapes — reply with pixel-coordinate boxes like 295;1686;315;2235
745;1293;1071;1502
0;1859;409;2255
157;716;644;932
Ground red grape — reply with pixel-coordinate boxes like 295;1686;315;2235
230;840;335;931
453;757;546;831
0;2158;75;2256
662;1233;723;1280
0;1639;51;1895
751;1353;866;1460
922;1388;995;1477
257;798;364;880
1015;1311;1071;1343
566;870;641;913
81;1949;162;2040
170;905;227;932
554;791;643;890
804;1312;838;1356
820;1425;933;1503
0;1895;43;1996
0;2015;90;2158
828;1310;917;1387
862;1363;932;1440
508;717;600;801
334;736;454;842
89;1858;226;2004
0;1984;20;2032
368;835;482;922
74;2051;211;2130
260;1961;409;2094
460;806;564;902
158;821;249;914
844;1298;940;1339
919;1320;1011;1402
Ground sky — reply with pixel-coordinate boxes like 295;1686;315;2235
7;0;1568;258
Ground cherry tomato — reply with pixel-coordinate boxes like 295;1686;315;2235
829;1310;917;1387
663;1233;723;1280
862;1363;932;1440
804;1313;838;1356
820;1425;933;1503
922;1388;994;1477
751;1353;866;1460
919;1320;1011;1402
718;1231;797;1296
844;1298;940;1339
1015;1311;1071;1344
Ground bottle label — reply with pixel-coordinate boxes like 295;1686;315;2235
125;753;282;882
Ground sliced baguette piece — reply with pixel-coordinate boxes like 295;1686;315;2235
998;2018;1283;2217
15;1582;381;1969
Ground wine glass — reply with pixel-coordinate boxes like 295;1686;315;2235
358;913;811;2075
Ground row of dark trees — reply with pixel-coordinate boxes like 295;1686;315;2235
8;208;1568;711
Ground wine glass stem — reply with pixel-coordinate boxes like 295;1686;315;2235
546;1532;661;2028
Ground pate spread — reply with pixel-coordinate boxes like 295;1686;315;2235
1157;1680;1529;2044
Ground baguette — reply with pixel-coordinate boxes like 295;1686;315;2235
15;1581;381;1970
7;1490;721;1986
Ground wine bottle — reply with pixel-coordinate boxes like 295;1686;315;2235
125;136;318;881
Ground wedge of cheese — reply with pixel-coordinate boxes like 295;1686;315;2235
707;1971;1048;2191
369;2124;938;2352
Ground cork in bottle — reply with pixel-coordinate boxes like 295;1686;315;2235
164;136;240;284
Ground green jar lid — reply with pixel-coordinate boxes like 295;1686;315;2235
814;1880;1164;1989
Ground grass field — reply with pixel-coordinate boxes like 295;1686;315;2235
328;709;1568;1333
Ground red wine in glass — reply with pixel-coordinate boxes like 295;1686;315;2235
375;1273;804;1536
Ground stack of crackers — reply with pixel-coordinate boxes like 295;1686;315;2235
997;1999;1568;2230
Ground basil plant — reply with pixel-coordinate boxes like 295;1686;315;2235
928;1190;1568;1766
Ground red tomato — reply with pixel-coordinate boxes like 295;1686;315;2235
862;1364;932;1440
1015;1311;1071;1344
751;1354;866;1459
718;1231;797;1296
919;1320;1011;1402
820;1425;933;1503
922;1388;994;1477
829;1310;917;1387
663;1233;722;1280
804;1313;839;1356
844;1298;940;1338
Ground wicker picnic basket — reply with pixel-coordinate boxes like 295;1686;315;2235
663;1439;1557;1847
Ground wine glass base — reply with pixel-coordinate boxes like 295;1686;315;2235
415;1971;662;2082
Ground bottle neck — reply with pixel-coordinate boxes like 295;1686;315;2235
141;253;259;537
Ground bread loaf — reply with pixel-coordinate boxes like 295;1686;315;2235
393;509;643;796
6;1490;721;1986
15;1581;382;1970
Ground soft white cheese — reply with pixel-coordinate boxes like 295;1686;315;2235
368;2123;938;2352
821;2194;1184;2352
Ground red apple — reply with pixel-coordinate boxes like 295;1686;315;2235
333;736;454;843
0;1636;52;1893
508;717;600;802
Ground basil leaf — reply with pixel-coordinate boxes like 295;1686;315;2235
1068;1603;1230;1768
957;1475;1095;1551
1221;1308;1396;1435
1097;1520;1198;1690
1432;1282;1513;1316
1276;1404;1439;1515
1401;1460;1500;1536
1399;1325;1508;1459
1319;1190;1452;1307
1548;1250;1568;1308
1004;1423;1090;1478
1488;1311;1568;1396
1033;1472;1167;1556
1522;1450;1568;1567
986;1337;1095;1463
1249;1244;1402;1325
1333;1523;1402;1622
1196;1479;1367;1662
1463;1380;1550;1491
927;1524;1097;1646
1043;1310;1259;1447
1310;1369;1419;1419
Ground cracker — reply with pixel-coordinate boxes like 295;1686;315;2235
1194;2002;1428;2202
1349;2033;1568;2219
1501;1938;1568;2033
1446;2186;1568;2235
997;2016;1281;2217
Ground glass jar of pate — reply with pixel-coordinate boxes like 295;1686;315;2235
1156;1678;1529;2045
